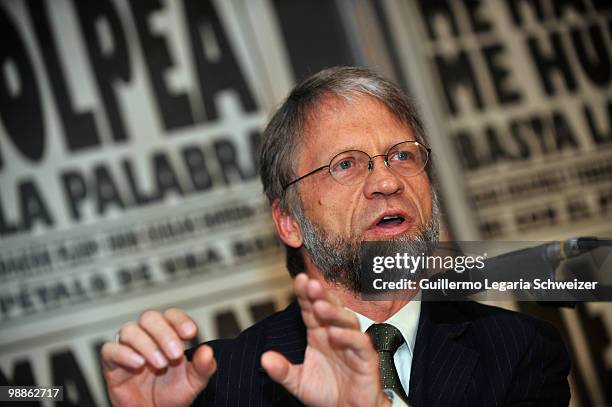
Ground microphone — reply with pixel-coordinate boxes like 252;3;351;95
481;237;609;278
543;237;611;263
431;237;611;304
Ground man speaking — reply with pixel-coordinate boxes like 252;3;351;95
101;67;570;406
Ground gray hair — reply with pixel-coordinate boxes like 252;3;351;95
259;66;433;214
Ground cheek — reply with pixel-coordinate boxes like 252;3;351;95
317;192;357;230
410;177;434;219
423;190;433;219
301;186;338;220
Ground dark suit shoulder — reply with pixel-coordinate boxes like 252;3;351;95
428;300;561;341
423;301;570;406
453;301;564;347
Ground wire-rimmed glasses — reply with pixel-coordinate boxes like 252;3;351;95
282;141;431;189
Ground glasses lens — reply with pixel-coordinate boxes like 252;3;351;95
387;142;428;176
329;150;370;185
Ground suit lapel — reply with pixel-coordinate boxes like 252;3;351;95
258;300;307;366
257;301;307;406
409;302;479;407
254;300;480;406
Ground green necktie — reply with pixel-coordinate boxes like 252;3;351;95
366;323;410;404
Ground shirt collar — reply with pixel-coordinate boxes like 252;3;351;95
348;293;421;355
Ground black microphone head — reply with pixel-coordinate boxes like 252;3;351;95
563;237;611;258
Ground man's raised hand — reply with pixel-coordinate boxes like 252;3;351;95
261;274;390;407
101;308;216;407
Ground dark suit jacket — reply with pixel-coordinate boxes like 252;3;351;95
186;300;570;406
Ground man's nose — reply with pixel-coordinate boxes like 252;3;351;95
363;156;403;198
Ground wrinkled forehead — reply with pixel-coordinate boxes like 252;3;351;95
299;94;414;160
287;92;435;199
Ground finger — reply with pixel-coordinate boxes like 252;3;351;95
304;278;342;307
101;342;146;372
118;322;168;369
327;326;377;361
139;310;184;361
327;327;379;374
163;307;198;340
260;351;301;396
294;274;312;311
294;274;318;329
312;299;359;329
186;345;217;392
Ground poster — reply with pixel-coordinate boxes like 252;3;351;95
382;0;612;404
0;0;294;404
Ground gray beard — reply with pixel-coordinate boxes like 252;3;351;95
293;192;440;293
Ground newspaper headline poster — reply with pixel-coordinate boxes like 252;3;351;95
387;0;612;240
382;1;612;405
0;0;298;405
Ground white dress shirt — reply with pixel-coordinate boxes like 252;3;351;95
348;296;421;406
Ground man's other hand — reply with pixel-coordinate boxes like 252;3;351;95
261;274;391;407
101;308;216;407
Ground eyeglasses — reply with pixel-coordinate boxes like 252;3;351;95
282;141;431;189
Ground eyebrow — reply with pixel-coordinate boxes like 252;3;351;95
318;146;365;167
327;145;362;158
325;140;412;161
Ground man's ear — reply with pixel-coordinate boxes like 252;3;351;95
271;200;303;248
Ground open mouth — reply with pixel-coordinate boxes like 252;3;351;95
376;215;406;228
366;212;414;238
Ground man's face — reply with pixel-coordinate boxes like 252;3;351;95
290;95;438;291
296;95;434;242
